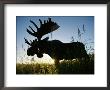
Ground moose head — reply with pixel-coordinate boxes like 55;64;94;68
24;18;60;58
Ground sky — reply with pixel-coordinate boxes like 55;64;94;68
16;16;94;63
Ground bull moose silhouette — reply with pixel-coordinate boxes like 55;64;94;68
24;18;89;68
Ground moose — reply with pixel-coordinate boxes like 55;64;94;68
24;18;89;67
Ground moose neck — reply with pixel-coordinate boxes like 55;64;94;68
42;40;62;59
42;41;54;58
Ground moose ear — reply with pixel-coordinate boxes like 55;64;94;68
43;37;49;41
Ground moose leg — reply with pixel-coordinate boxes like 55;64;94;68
54;60;59;68
54;60;59;73
85;54;90;63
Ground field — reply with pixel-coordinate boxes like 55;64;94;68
16;54;94;74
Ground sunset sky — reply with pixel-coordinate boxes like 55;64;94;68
16;16;94;63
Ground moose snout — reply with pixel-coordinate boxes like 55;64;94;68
37;53;43;58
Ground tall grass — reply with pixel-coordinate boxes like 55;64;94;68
16;63;57;74
58;58;94;74
16;54;94;74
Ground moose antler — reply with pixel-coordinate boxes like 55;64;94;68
26;18;60;40
24;38;31;46
24;38;38;46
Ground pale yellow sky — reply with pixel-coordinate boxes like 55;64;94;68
17;54;54;64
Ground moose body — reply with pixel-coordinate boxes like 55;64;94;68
39;40;88;60
27;38;89;66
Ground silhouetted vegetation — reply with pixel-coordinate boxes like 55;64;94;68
16;54;94;74
16;63;57;74
58;54;94;74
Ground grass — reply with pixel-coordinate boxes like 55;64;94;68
58;59;94;74
16;63;57;74
16;54;94;74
